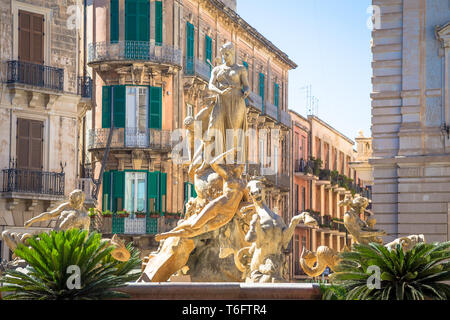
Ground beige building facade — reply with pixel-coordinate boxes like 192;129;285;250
0;0;91;260
370;0;450;242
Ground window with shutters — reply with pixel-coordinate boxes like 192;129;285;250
274;83;279;108
16;118;43;170
18;10;44;64
259;73;265;111
186;22;195;73
102;85;161;131
205;35;212;66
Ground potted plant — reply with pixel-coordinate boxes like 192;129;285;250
88;208;98;218
135;211;147;218
116;210;129;218
166;212;181;220
149;212;160;219
102;210;113;217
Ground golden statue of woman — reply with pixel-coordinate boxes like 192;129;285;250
200;42;250;169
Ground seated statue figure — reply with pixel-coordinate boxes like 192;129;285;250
235;180;318;283
24;189;90;231
155;149;248;241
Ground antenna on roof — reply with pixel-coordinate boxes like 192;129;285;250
300;84;319;116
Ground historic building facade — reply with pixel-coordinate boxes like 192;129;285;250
0;0;91;260
288;111;364;280
370;0;450;243
84;0;296;255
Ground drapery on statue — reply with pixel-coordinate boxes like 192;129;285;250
196;41;249;172
24;189;90;231
234;180;318;283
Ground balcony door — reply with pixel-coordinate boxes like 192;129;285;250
18;10;45;87
124;172;147;234
126;87;149;147
15;118;44;193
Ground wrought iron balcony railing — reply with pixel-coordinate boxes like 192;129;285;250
88;41;183;67
88;128;172;151
2;168;65;196
77;76;92;99
7;60;64;91
266;172;290;189
184;57;211;82
294;159;313;174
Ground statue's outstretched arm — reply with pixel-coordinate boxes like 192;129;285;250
25;203;68;227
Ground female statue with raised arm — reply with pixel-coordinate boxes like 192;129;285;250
199;42;250;169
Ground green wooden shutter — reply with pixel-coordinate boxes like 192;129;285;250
160;172;167;214
155;1;163;44
186;22;194;73
205;35;212;66
110;0;119;43
242;61;248;71
138;0;150;41
112;171;125;213
125;0;137;41
147;171;159;213
259;73;265;112
112;85;126;128
274;83;279;107
102;86;111;128
148;86;162;129
102;171;111;211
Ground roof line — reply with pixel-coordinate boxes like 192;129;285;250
207;0;298;69
308;115;355;145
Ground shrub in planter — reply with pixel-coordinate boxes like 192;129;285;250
116;210;129;218
330;242;450;300
102;210;113;217
0;229;141;300
135;212;147;218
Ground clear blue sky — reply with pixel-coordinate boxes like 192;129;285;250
237;0;373;142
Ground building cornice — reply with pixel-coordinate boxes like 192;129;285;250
203;0;298;69
307;115;355;145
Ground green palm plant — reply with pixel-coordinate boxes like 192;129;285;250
328;242;450;300
0;229;141;300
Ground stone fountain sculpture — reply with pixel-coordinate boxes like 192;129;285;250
139;42;313;283
0;189;130;274
299;193;425;277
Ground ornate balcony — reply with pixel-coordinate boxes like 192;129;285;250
6;60;64;92
184;57;211;83
266;172;290;190
77;76;93;99
294;159;318;180
265;101;279;121
88;128;172;152
280;110;292;128
88;41;183;68
2;168;65;197
246;91;263;112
